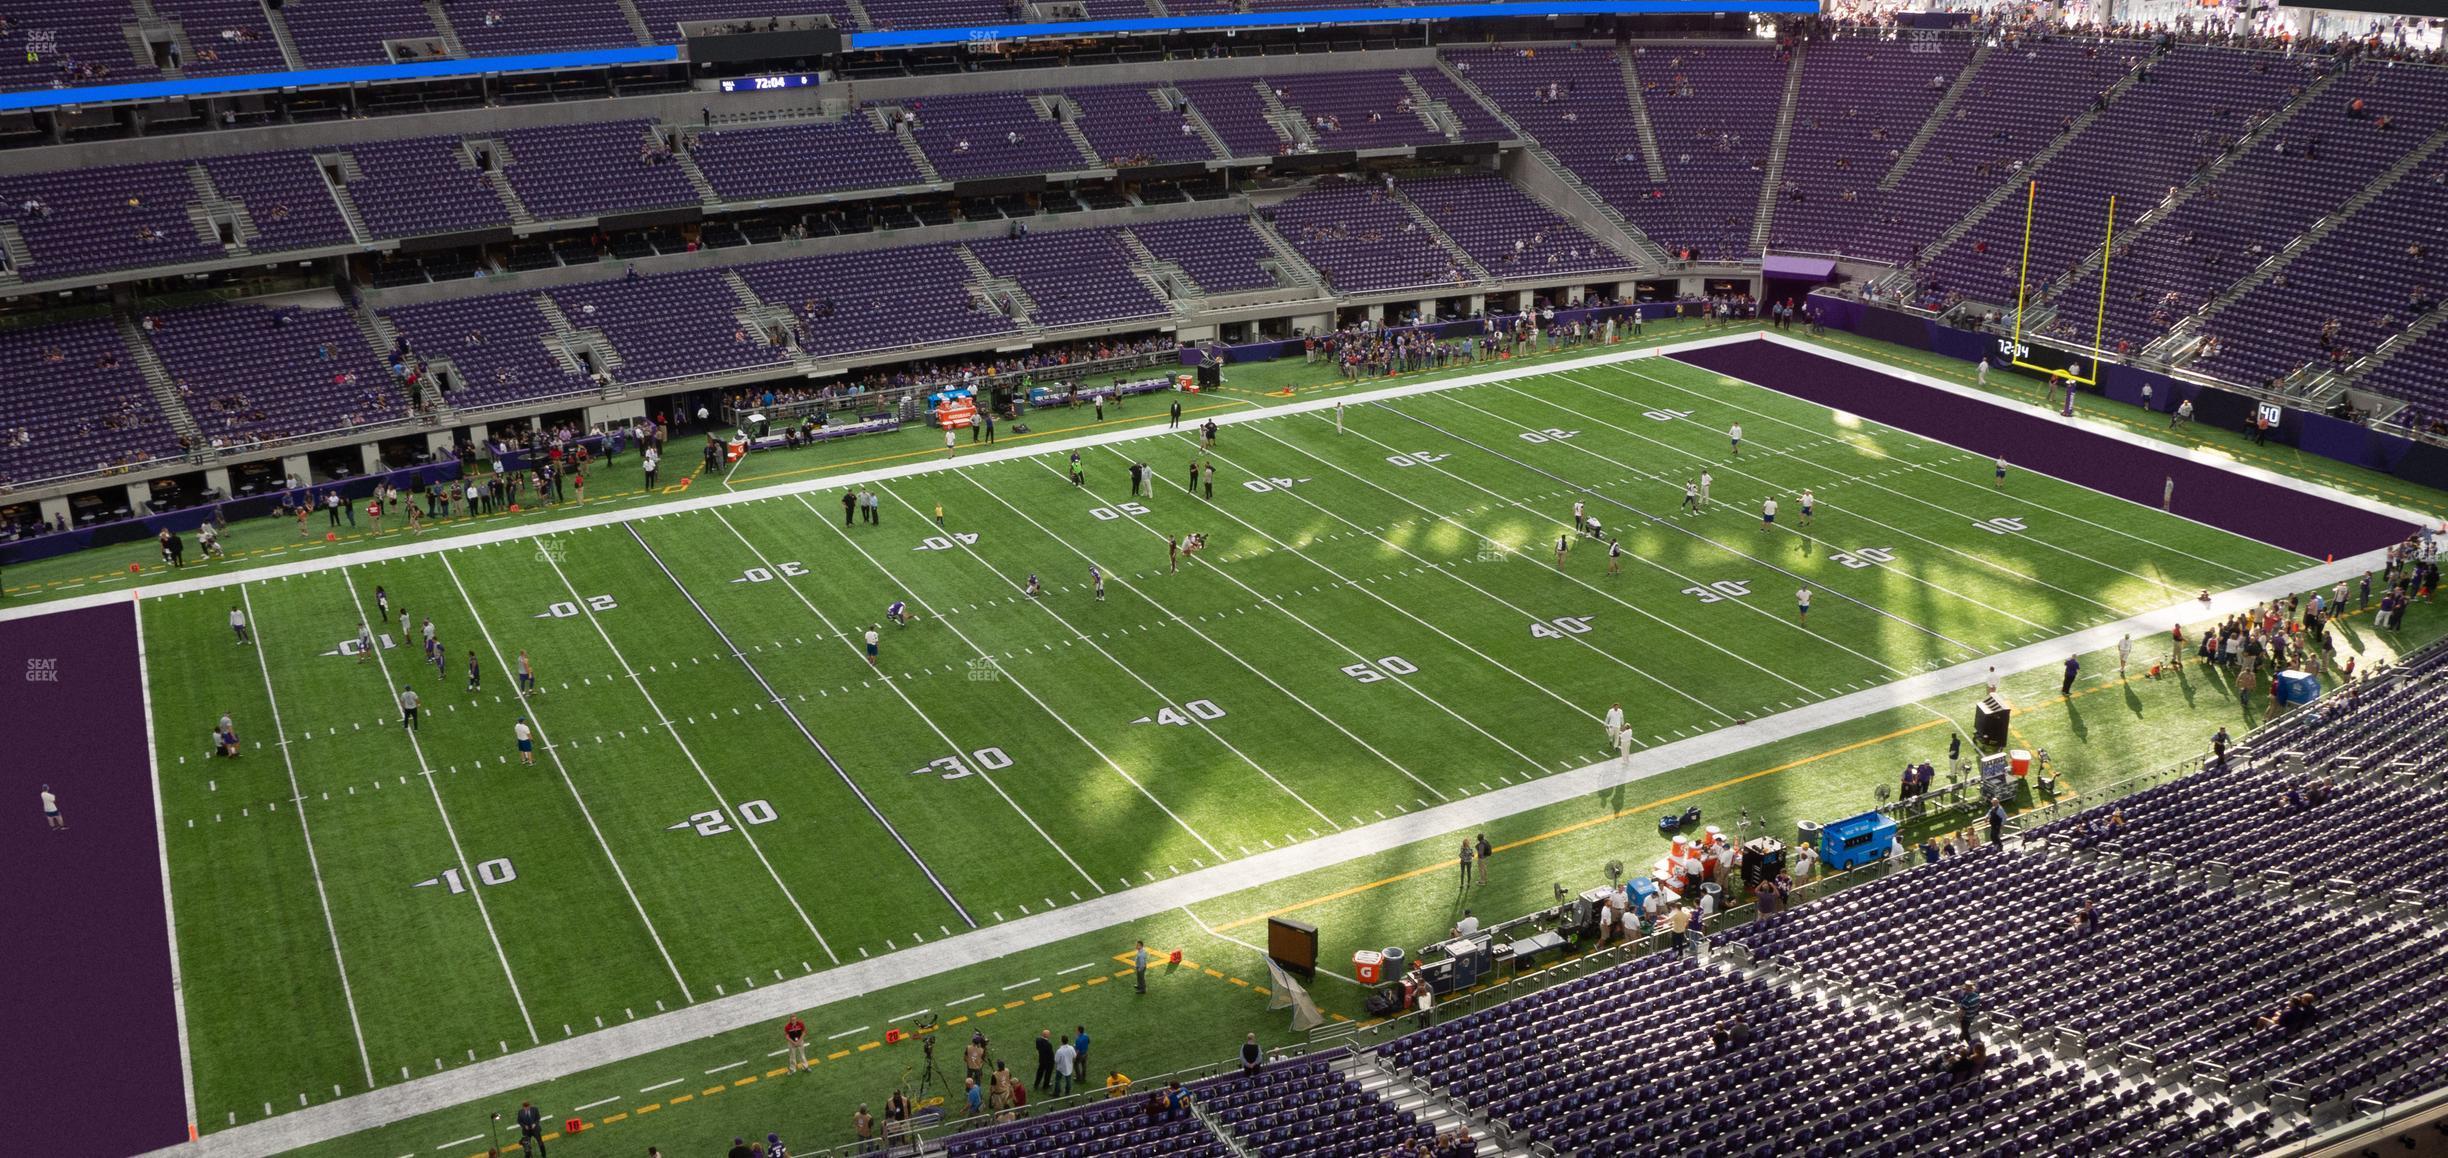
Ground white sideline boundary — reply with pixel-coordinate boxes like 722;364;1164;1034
95;330;2419;1157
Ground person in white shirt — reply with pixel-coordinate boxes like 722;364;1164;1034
1796;587;1812;625
1994;453;2009;487
40;784;63;830
1698;470;1713;508
863;626;881;666
230;605;250;645
514;718;534;765
1681;480;1700;514
1571;500;1586;536
1977;358;1989;387
1797;488;1815;528
1595;899;1617;947
1761;496;1779;531
1617;724;1635;769
1453;910;1480;939
398;686;421;732
1728;423;1743;455
1603;702;1624;748
1985;666;2000;696
2117;633;2133;677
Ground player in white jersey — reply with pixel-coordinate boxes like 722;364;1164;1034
1796;587;1812;624
1761;497;1778;531
1798;488;1815;528
1729;423;1742;454
1602;702;1624;748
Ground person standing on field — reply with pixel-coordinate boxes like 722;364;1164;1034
1475;833;1491;885
40;784;63;831
514;717;533;765
1603;701;1624;750
2117;633;2132;677
1457;838;1475;891
399;685;421;732
784;1013;809;1072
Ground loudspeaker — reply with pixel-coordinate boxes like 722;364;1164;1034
1196;361;1221;389
1973;695;2011;749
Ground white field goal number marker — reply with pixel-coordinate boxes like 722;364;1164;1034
1518;428;1579;443
733;562;811;583
908;748;1015;780
1972;517;2026;535
1089;503;1151;520
1135;700;1225;726
914;534;982;551
1384;451;1449;467
1342;656;1418;683
1530;617;1594;638
1242;477;1309;493
417;858;516;893
537;594;619;617
1829;548;1898;569
670;799;779;835
1681;580;1752;603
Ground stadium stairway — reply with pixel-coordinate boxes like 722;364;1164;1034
1163;82;1236;160
1749;42;1807;255
421;0;469;58
115;314;208;456
1874;56;2151;304
1877;40;1995;193
1331;1051;1531;1157
1614;50;1669;183
2031;63;2348;311
259;0;306;71
1439;60;1670;269
2149;118;2448;363
1386;183;1492;283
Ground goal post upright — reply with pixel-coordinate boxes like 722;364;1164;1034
2089;194;2117;386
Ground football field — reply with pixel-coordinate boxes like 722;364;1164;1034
140;347;2319;1130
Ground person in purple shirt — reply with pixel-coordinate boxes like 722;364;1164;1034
2060;654;2080;698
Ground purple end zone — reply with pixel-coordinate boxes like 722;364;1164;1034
0;600;189;1154
1672;340;2416;559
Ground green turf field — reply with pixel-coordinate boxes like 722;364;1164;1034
141;352;2323;1136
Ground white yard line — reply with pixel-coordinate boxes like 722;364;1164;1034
437;552;697;1002
1593;363;2230;597
1174;434;1759;722
336;566;540;1046
907;480;1346;832
150;544;2383;1158
134;595;205;1127
531;539;845;964
1069;446;1585;768
795;492;1226;862
1336;410;1934;680
703;508;1105;895
1022;452;1510;792
1241;420;1818;706
573;1096;620;1112
1435;390;2052;634
234;582;377;1089
621;522;976;929
1523;376;2140;619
